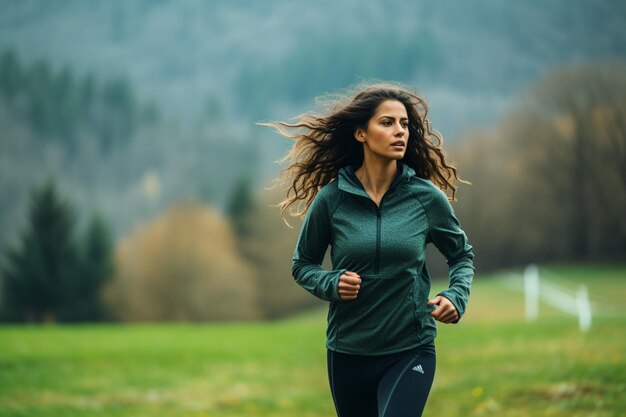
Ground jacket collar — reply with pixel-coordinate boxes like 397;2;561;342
337;160;415;198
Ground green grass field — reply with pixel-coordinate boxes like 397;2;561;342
1;264;625;416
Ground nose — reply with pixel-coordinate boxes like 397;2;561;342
394;122;406;136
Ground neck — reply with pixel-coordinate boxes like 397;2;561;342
354;156;398;198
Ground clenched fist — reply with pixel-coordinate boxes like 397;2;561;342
338;271;361;300
428;295;459;323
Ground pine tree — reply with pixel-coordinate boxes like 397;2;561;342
1;179;80;322
225;172;257;239
71;213;114;321
0;49;21;101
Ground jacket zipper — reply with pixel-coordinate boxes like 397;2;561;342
363;182;397;274
375;205;382;274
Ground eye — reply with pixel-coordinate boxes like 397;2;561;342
382;121;392;126
401;121;409;128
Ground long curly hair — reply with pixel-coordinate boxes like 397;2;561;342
259;81;466;227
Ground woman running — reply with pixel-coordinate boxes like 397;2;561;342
263;82;475;417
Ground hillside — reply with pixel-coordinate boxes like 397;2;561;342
0;0;625;261
0;0;624;140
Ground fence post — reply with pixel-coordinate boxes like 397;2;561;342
577;285;592;332
524;264;539;322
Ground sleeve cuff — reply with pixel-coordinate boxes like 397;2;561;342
437;290;465;323
330;268;348;301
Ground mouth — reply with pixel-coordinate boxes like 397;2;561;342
391;141;405;148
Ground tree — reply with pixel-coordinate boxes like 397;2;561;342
453;61;626;269
0;48;21;101
1;179;80;322
226;172;257;239
104;203;260;322
0;180;115;322
228;183;326;319
62;213;114;321
99;76;136;152
245;188;323;318
528;62;626;259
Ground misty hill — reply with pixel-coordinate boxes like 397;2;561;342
0;52;257;256
0;0;625;256
1;0;624;142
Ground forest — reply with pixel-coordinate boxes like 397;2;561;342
1;48;624;322
0;0;625;322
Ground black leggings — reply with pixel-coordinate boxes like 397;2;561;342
327;347;436;417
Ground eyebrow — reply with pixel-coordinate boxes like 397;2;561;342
378;115;409;121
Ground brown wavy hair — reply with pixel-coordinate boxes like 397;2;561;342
259;81;466;227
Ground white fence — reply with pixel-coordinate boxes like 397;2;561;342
523;264;592;332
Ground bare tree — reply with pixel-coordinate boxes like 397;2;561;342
104;202;260;322
453;61;626;268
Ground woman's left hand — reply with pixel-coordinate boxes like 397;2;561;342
428;295;459;323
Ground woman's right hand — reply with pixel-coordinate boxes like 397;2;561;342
338;271;361;300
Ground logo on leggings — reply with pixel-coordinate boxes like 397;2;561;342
412;364;424;374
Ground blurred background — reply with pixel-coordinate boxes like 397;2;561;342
0;0;625;416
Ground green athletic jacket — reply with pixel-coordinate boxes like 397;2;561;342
291;161;475;355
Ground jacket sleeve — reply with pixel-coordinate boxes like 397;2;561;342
291;191;347;302
426;188;475;322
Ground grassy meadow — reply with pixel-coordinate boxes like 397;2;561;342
1;264;624;416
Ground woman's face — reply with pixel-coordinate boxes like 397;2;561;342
355;99;409;162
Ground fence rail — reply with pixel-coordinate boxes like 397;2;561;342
523;264;592;332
